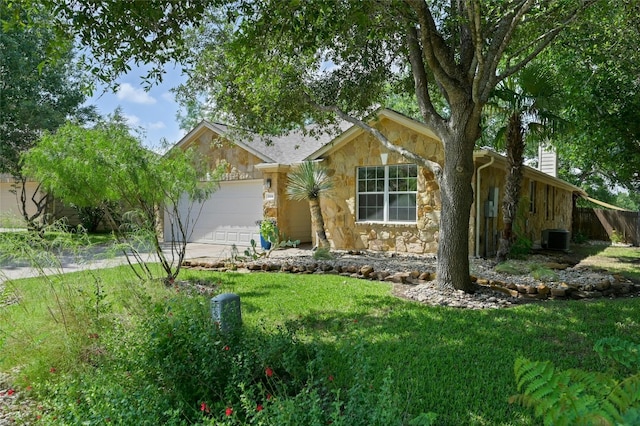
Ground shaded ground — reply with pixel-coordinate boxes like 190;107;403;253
563;243;640;282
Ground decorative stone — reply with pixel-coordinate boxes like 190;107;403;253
360;265;374;277
526;286;538;294
384;272;409;284
550;287;567;297
537;285;550;296
545;262;569;270
477;278;490;286
419;272;432;281
595;280;611;291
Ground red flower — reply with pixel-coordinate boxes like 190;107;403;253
7;389;15;396
267;393;272;400
256;404;263;411
26;386;32;391
265;367;274;377
328;375;334;382
223;345;230;351
49;367;56;373
225;407;233;416
200;402;210;413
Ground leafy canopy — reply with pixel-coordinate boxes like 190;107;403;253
0;3;93;176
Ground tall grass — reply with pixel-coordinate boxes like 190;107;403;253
2;263;639;425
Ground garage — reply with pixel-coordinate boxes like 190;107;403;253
165;179;263;246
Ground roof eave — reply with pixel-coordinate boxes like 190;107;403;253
474;149;587;197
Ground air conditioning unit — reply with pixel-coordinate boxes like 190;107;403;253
541;229;570;251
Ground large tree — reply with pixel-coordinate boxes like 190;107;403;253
0;4;93;227
177;1;595;291
537;1;640;193
30;0;596;291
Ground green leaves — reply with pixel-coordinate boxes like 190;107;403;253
512;338;640;425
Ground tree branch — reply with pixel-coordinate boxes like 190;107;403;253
406;0;464;96
496;1;597;86
405;24;446;134
476;0;533;102
307;97;443;182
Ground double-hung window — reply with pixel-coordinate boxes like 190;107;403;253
357;164;418;222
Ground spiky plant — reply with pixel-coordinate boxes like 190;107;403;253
286;161;333;249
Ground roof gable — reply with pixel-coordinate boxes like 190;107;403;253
304;109;440;161
174;120;346;165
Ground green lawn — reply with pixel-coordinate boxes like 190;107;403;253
1;263;638;425
571;244;640;282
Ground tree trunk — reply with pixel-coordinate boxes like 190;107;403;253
309;198;330;249
496;113;525;263
435;126;477;292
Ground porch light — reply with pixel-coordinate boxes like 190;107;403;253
380;153;388;165
265;178;272;189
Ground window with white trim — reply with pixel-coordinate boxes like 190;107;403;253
357;164;418;222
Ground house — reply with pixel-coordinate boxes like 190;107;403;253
167;109;586;257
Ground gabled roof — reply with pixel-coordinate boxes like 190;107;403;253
304;109;440;161
174;120;347;165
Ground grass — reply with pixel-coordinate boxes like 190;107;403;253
571;244;640;282
2;259;639;425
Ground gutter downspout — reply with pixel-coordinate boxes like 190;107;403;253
475;156;495;257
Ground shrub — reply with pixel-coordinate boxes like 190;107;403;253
32;289;436;425
610;229;625;244
312;247;333;260
511;338;640;425
509;236;532;259
495;261;526;275
529;264;558;281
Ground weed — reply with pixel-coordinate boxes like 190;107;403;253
312;247;333;260
495;261;526;275
529;264;558;281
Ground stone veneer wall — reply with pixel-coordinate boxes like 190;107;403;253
473;162;574;256
187;130;264;182
524;176;573;247
320;118;443;254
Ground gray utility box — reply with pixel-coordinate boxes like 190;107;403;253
211;293;242;333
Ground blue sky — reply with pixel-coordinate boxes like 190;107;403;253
87;65;188;152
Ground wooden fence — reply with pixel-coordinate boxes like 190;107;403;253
572;207;640;246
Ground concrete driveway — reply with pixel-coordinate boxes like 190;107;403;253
0;242;313;284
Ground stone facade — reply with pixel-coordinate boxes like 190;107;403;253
171;113;581;255
184;130;264;182
473;159;575;257
320;117;443;253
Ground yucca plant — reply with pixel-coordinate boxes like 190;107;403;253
286;161;333;249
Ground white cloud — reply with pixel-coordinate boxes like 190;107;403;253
122;113;141;127
116;83;157;105
148;121;166;130
161;91;175;103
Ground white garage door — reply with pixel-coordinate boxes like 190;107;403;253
166;180;263;246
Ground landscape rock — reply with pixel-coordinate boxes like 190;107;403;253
180;249;639;310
